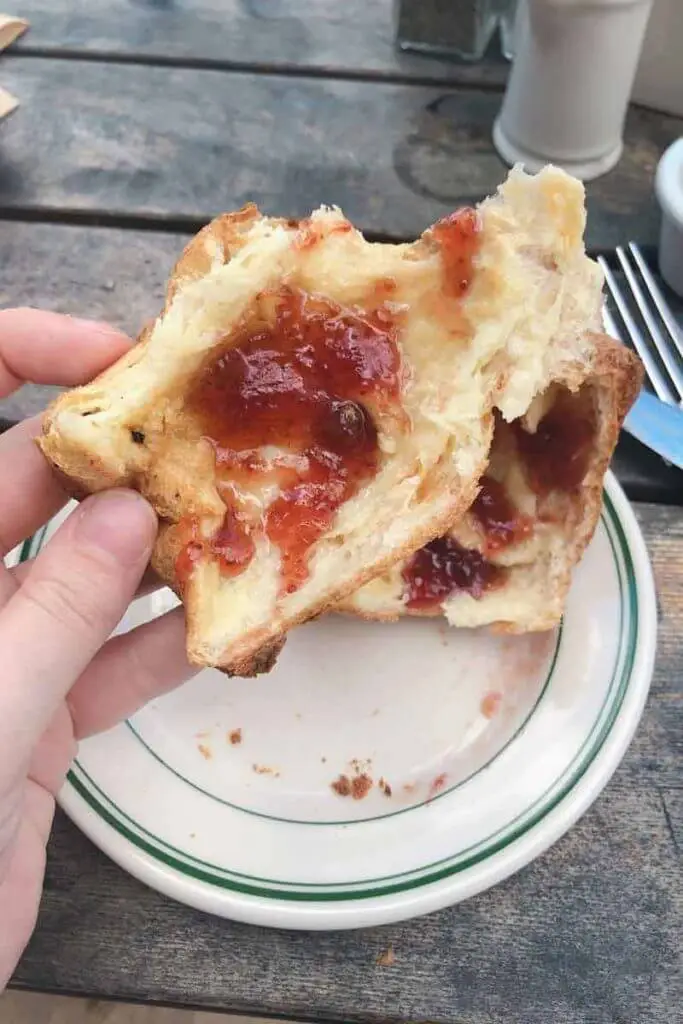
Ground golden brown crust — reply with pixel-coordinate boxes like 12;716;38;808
514;332;641;631
166;204;262;304
563;332;642;559
221;636;287;678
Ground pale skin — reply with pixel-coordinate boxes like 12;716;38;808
0;310;198;989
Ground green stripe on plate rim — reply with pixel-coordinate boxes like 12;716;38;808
36;490;635;901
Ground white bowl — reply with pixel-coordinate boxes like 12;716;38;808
655;137;683;297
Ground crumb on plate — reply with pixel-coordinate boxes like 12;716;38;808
331;759;375;799
351;773;373;800
427;772;447;801
331;774;352;797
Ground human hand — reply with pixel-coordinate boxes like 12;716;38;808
0;310;197;989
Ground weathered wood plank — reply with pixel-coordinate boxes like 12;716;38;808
8;502;683;1023
0;220;681;505
11;0;508;86
0;58;679;246
0;222;179;421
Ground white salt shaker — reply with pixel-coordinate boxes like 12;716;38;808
493;0;654;181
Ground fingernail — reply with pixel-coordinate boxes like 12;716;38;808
75;490;157;566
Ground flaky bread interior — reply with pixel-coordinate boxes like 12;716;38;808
39;165;604;675
341;334;642;631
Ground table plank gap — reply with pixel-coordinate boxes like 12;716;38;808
0;206;403;244
4;46;508;93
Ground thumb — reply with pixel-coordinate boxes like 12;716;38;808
0;490;157;760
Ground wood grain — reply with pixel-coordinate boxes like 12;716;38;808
0;57;680;245
8;503;682;1022
11;0;508;85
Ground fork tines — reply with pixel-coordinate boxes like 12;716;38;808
598;243;683;406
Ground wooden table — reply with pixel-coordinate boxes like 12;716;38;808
2;4;682;1022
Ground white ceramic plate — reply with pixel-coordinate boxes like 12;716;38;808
14;473;656;929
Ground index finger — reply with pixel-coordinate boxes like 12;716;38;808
0;310;134;553
0;307;131;396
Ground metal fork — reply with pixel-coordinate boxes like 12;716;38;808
598;243;683;408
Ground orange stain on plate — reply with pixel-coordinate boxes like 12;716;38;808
481;691;502;718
